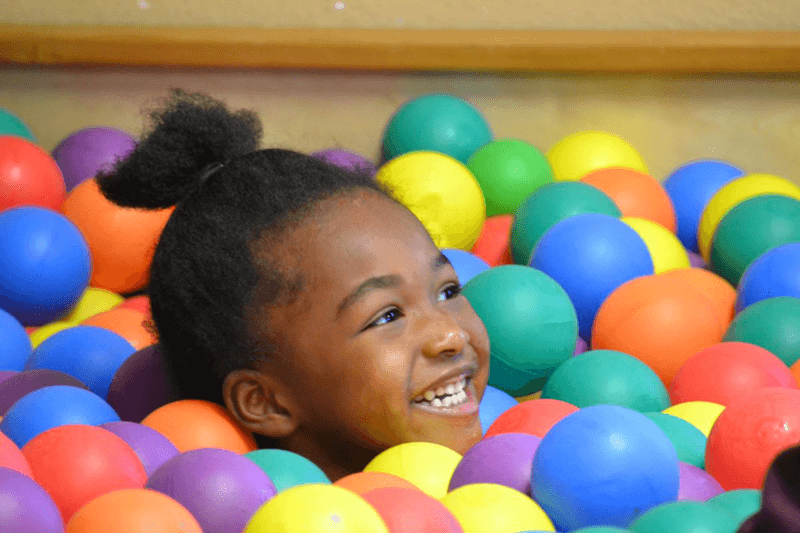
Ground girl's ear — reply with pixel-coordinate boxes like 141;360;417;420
222;369;298;439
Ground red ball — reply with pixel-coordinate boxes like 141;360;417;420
0;135;66;211
706;387;800;490
470;214;514;267
0;431;32;477
361;486;464;533
670;342;797;406
485;399;578;439
22;424;147;522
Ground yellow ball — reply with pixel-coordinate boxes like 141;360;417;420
363;442;462;500
61;287;125;324
547;130;648;182
244;484;389;533
697;173;800;262
375;151;486;250
29;321;74;349
441;483;556;533
663;401;726;437
621;217;690;274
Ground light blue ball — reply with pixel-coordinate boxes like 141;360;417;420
442;248;491;286
244;448;331;492
0;308;32;371
736;242;800;312
478;385;518;435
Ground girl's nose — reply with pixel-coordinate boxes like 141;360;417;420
421;313;470;358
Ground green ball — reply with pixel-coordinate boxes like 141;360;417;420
510;181;621;265
707;490;761;528
629;501;740;533
541;350;669;412
466;139;554;218
245;449;331;492
643;412;707;469
710;195;800;286
462;264;578;397
723;296;800;367
381;93;493;164
0;108;36;142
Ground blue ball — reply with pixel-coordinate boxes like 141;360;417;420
0;206;91;326
0;384;119;448
24;325;136;399
442;248;491;286
0;308;32;371
478;385;519;435
530;213;654;340
244;448;331;492
662;160;744;253
531;405;679;531
736;242;800;312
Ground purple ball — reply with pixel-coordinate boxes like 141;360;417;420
311;148;377;176
449;432;541;496
687;250;707;269
0;370;19;385
573;336;588;356
678;462;724;501
0;369;87;416
146;448;278;533
51;127;136;191
100;421;179;477
0;466;64;533
106;344;182;422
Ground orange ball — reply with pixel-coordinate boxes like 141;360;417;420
581;167;677;233
791;359;800;387
670;342;797;406
592;275;726;387
82;307;157;350
334;471;420;495
66;488;202;533
119;295;151;317
659;268;737;328
141;399;257;454
484;399;579;439
470;214;514;267
61;178;173;294
0;135;66;211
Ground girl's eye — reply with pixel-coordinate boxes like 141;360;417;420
438;282;462;302
367;307;402;329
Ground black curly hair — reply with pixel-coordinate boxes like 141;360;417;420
97;89;388;405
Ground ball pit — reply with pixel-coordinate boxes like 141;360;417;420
59;287;125;324
706;489;762;527
723;296;800;368
442;483;555;533
100;421;180;477
659;267;737;328
485;398;578;439
478;385;519;435
0;135;65;211
677;462;724;501
736;242;800;312
361;486;464;533
0;308;32;371
546;130;648;183
441;248;491;285
0;431;33;477
643;412;707;469
470;214;514;267
449;432;541;495
364;441;462;500
0;466;64;533
81;307;157;350
51;126;137;192
333;470;419;495
28;321;75;349
245;448;330;492
620;216;690;273
627;501;740;533
0;108;37;141
311;147;377;175
662;400;726;437
0;369;88;416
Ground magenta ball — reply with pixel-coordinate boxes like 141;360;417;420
573;336;588;356
100;421;179;477
449;432;541;496
0;466;64;533
146;447;277;533
51;127;136;191
678;462;724;501
311;148;377;176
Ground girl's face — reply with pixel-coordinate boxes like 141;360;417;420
253;190;490;479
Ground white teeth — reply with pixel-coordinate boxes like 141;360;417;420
414;377;472;408
442;396;452;407
432;398;443;407
446;384;455;395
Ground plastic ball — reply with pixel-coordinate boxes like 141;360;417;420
51;127;136;192
100;421;179;477
118;294;150;315
0;467;64;533
678;462;724;501
22;424;147;522
0;108;36;141
0;308;32;371
141;399;256;454
478;385;519;435
471;214;514;267
659;268;737;329
697;173;800;262
146;448;277;533
106;344;183;423
467;138;554;217
706;489;761;527
627;501;740;533
311;148;377;176
574;336;588;356
0;135;65;211
643;412;707;469
0;206;91;327
581;167;676;233
245;448;331;492
621;217;690;273
662;159;745;253
542;349;670;412
0;431;32;477
376;151;486;250
65;488;202;533
531;405;679;531
687;250;707;268
381;93;493;164
61;178;174;294
736;243;800;312
81;307;156;350
723;297;800;367
663;401;726;438
442;248;490;285
29;321;75;349
243;484;390;533
547;130;648;183
442;483;555;533
670;342;796;407
0;369;18;384
364;442;462;500
0;369;87;416
462;265;578;396
59;287;124;324
485;398;578;439
592;274;726;386
334;471;419;495
25;325;136;399
449;432;541;495
510;181;621;265
0;385;119;448
710;195;800;286
361;486;464;533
